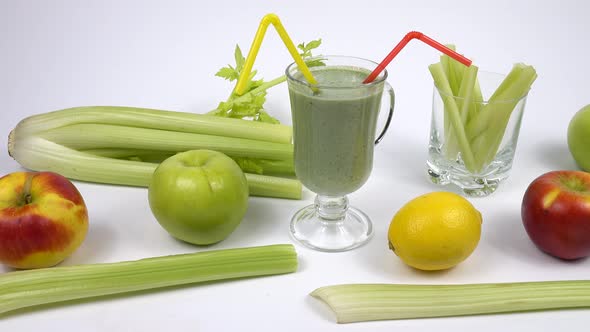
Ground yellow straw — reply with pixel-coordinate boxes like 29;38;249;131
234;13;318;96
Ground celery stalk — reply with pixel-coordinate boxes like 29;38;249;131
0;244;298;316
457;65;479;126
79;148;165;159
441;45;461;96
80;149;295;176
38;124;293;161
439;45;471;159
440;53;452;143
14;106;292;144
311;281;590;323
470;64;537;168
10;137;157;186
82;148;177;164
440;48;457;157
429;63;477;172
444;65;478;158
244;173;300;198
449;57;466;96
231;157;295;175
8;137;302;199
468;73;484;124
466;64;528;141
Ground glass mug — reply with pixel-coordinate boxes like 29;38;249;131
286;55;394;252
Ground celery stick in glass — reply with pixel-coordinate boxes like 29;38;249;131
440;45;462;96
466;64;528;141
457;65;479;126
429;63;477;173
440;47;459;157
443;65;479;159
471;64;537;167
467;71;484;125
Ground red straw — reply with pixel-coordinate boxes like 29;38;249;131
363;31;472;84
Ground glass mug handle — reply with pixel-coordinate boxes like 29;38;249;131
375;81;395;145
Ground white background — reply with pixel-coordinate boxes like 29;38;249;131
1;0;589;330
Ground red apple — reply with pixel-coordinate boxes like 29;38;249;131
521;170;590;260
0;172;89;269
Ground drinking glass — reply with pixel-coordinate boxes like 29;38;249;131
427;71;528;197
286;55;394;252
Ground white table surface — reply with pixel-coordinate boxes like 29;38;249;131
1;0;589;330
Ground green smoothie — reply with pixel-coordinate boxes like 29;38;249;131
288;66;384;196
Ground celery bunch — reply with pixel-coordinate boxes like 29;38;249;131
8;106;301;199
431;46;537;173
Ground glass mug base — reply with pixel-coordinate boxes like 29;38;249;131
289;195;373;252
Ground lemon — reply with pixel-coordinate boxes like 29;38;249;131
388;191;482;271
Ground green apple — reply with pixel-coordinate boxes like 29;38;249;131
568;104;590;172
148;150;249;245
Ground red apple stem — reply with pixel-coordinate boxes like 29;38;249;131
22;173;34;205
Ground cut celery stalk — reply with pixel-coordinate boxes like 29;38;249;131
441;45;461;96
8;137;302;199
0;244;298;315
468;72;484;124
457;65;479;126
311;281;590;323
466;64;529;141
14;106;292;144
440;47;457;156
440;45;471;159
38;124;293;161
470;64;537;169
443;65;479;159
429;63;477;172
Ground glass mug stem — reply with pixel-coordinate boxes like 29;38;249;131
315;195;349;221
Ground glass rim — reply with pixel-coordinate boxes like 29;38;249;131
285;55;388;89
433;70;530;103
